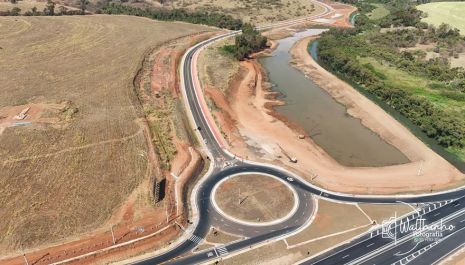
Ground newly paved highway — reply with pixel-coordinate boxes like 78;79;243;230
301;197;465;265
131;3;465;265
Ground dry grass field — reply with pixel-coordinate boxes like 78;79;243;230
0;15;209;254
173;0;325;25
214;174;295;222
52;0;324;25
418;2;465;34
198;38;240;94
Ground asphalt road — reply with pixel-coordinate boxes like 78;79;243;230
301;197;465;265
132;5;465;265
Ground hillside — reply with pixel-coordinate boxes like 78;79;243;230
172;0;325;25
316;0;465;162
48;0;326;25
0;15;209;253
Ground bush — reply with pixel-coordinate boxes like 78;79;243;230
10;7;21;15
233;23;268;60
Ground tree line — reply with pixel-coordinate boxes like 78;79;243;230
101;3;243;30
317;1;465;149
101;4;268;59
0;0;89;16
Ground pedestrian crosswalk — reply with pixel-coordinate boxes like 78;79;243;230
189;234;203;244
216;246;229;256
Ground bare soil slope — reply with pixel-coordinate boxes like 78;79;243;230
0;15;208;254
197;11;465;194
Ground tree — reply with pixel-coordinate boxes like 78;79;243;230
58;5;67;15
44;0;55;16
10;0;17;4
80;0;89;14
31;6;38;15
232;23;268;60
11;7;21;15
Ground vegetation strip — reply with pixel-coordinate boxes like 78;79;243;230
317;0;465;161
101;3;243;30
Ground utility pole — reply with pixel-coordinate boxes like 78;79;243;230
110;226;116;245
23;253;29;265
20;244;29;265
239;196;249;205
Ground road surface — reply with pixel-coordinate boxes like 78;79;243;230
131;2;465;265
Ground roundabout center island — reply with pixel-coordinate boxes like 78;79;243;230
213;173;297;224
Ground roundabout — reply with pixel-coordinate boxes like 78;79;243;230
196;165;317;238
133;7;465;263
212;173;299;226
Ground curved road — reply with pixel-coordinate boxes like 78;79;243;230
132;3;465;265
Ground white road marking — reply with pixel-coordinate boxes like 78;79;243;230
342;254;350;259
216;246;229;256
366;243;375;248
189;234;203;244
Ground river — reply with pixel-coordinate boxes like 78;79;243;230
259;29;410;167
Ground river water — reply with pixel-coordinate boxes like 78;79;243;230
259;29;410;167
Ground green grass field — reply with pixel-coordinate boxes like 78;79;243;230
359;57;465;115
366;3;389;20
418;2;465;34
358;56;465;159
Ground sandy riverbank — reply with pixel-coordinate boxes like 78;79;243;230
206;32;465;194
